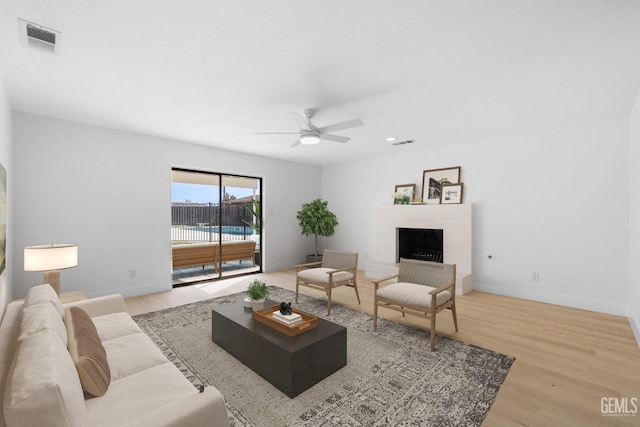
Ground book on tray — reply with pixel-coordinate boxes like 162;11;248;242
272;311;302;325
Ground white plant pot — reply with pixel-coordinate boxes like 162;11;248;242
251;298;265;312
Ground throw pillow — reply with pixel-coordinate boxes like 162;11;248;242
65;307;111;397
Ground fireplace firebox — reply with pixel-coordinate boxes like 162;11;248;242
396;228;443;263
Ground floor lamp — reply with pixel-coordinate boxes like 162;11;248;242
24;244;78;295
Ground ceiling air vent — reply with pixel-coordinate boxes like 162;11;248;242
18;18;61;55
27;24;56;45
391;139;415;146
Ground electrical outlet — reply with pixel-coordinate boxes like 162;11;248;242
129;269;136;279
532;272;540;282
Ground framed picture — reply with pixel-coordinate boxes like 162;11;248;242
394;183;415;204
422;166;461;204
440;183;464;204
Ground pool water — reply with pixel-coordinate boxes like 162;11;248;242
190;225;255;235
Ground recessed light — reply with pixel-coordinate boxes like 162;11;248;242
386;137;398;142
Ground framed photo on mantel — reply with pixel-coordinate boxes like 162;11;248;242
394;183;416;205
440;183;464;204
421;166;461;204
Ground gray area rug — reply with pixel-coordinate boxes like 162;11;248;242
133;287;514;426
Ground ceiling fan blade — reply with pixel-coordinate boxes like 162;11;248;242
316;118;363;134
290;139;301;147
288;112;311;130
319;134;350;143
253;132;300;135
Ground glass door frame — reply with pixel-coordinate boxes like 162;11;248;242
171;168;262;285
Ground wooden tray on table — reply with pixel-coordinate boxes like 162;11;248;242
253;305;318;337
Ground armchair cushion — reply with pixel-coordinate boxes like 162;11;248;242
296;268;354;284
376;282;452;308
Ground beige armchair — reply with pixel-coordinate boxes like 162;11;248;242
373;258;458;351
295;250;360;315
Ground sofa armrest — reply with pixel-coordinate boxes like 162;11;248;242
63;294;127;318
122;387;229;427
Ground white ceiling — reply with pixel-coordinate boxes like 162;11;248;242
1;1;640;166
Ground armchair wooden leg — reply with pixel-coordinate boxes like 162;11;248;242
295;280;300;303
373;296;378;332
429;311;436;352
353;281;361;305
451;302;459;332
327;286;332;315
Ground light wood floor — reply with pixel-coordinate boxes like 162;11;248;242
125;270;640;426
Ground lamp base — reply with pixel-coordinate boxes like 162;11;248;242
43;270;61;295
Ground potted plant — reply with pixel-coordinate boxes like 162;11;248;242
241;198;261;234
242;198;261;264
296;198;339;263
246;279;269;311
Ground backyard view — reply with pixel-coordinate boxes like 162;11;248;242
171;169;261;285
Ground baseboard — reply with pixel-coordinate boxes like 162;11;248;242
474;281;628;316
86;282;170;299
629;316;640;348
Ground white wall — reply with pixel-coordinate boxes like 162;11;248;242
12;113;320;299
8;109;636;320
629;92;640;343
0;79;12;318
322;117;630;316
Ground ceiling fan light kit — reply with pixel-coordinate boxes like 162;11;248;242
300;134;320;145
255;108;363;147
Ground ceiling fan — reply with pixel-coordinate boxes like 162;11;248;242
254;109;363;147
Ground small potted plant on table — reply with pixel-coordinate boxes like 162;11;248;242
246;279;269;311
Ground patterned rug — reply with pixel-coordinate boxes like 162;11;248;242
133;287;514;426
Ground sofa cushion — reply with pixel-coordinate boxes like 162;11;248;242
18;300;67;345
24;284;64;318
101;332;170;381
0;302;23;427
91;312;143;342
65;307;111;397
3;328;86;427
84;362;200;427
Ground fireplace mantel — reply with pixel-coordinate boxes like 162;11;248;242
366;204;473;295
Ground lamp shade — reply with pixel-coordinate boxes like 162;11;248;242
24;244;78;272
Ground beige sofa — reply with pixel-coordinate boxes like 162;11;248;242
0;285;229;427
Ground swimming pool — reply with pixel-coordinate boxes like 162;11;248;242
189;225;255;235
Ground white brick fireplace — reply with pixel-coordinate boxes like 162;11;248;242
365;204;474;295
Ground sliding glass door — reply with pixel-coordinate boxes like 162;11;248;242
171;169;261;285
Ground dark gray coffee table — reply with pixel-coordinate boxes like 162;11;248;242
211;300;347;398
